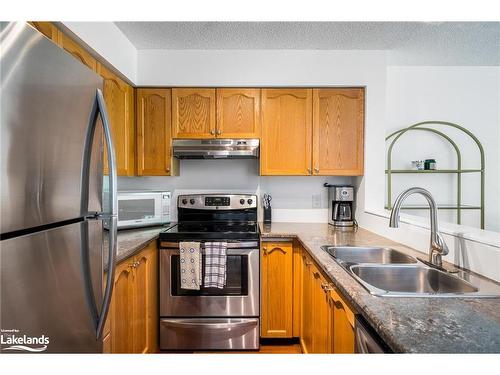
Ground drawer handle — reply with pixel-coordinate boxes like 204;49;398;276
161;319;257;330
313;271;321;279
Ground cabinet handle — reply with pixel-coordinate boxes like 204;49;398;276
267;247;287;255
314;168;319;173
166;167;170;173
321;282;334;292
210;130;215;135
307;168;311;174
313;271;321;279
129;262;135;269
216;129;221;135
262;247;267;255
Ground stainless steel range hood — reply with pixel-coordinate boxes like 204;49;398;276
173;139;259;159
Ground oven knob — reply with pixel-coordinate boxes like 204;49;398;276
240;199;245;205
182;198;188;205
190;199;195;205
247;199;253;205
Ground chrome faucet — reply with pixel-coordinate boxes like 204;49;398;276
389;187;449;268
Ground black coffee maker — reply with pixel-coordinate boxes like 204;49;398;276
325;184;355;227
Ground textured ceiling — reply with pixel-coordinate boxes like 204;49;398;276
115;22;499;52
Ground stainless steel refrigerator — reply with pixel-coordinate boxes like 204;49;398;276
0;22;118;353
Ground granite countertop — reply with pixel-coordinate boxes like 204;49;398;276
260;222;500;353
104;225;170;269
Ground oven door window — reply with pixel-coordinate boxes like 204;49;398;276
118;199;156;221
171;254;248;296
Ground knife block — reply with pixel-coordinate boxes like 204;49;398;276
263;207;272;224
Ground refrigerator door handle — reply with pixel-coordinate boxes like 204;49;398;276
81;88;118;339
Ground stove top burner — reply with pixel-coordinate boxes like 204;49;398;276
160;221;259;241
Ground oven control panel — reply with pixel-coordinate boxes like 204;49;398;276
205;196;230;206
178;194;257;210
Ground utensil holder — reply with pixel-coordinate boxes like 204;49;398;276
263;207;272;224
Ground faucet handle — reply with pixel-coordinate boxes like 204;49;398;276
435;232;449;256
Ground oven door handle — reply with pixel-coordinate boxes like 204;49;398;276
161;319;257;330
160;241;259;250
163;248;258;256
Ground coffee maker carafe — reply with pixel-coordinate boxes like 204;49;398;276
326;185;355;227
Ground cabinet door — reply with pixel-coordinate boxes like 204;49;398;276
261;242;293;338
261;89;312;175
59;32;97;72
331;289;355;353
98;63;135;176
136;88;177;176
292;243;302;337
102;333;111;354
132;242;158;354
311;268;330;353
29;22;60;43
172;88;216;138
110;260;134;353
312;88;364;176
216;88;260;138
300;253;313;353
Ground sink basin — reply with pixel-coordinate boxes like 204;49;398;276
321;246;417;265
350;264;479;297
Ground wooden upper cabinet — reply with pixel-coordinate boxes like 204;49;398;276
136;88;178;176
313;88;365;176
261;242;293;338
59;33;97;72
216;88;260;138
172;88;216;138
29;22;60;42
261;89;313;175
98;63;135;176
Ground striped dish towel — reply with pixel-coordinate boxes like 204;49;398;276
179;241;202;290
204;242;227;289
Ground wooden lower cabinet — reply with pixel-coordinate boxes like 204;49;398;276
300;251;313;353
330;288;355;353
106;241;158;353
260;241;294;338
300;248;356;354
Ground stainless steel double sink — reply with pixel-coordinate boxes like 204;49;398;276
321;246;500;297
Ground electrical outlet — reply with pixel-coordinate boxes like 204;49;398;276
312;194;321;208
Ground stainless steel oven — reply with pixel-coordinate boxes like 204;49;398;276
158;193;260;351
160;241;259;317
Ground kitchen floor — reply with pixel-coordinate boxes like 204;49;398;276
195;343;302;354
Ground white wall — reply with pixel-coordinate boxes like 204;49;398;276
120;48;499;281
60;22;137;84
117;160;352;222
385;66;500;232
125;49;387;222
356;65;500;282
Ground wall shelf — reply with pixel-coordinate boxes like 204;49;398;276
385;169;482;174
385;121;485;229
384;205;481;210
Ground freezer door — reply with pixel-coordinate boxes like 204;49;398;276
0;22;103;234
0;220;103;353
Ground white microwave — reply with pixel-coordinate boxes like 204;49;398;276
115;191;171;229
